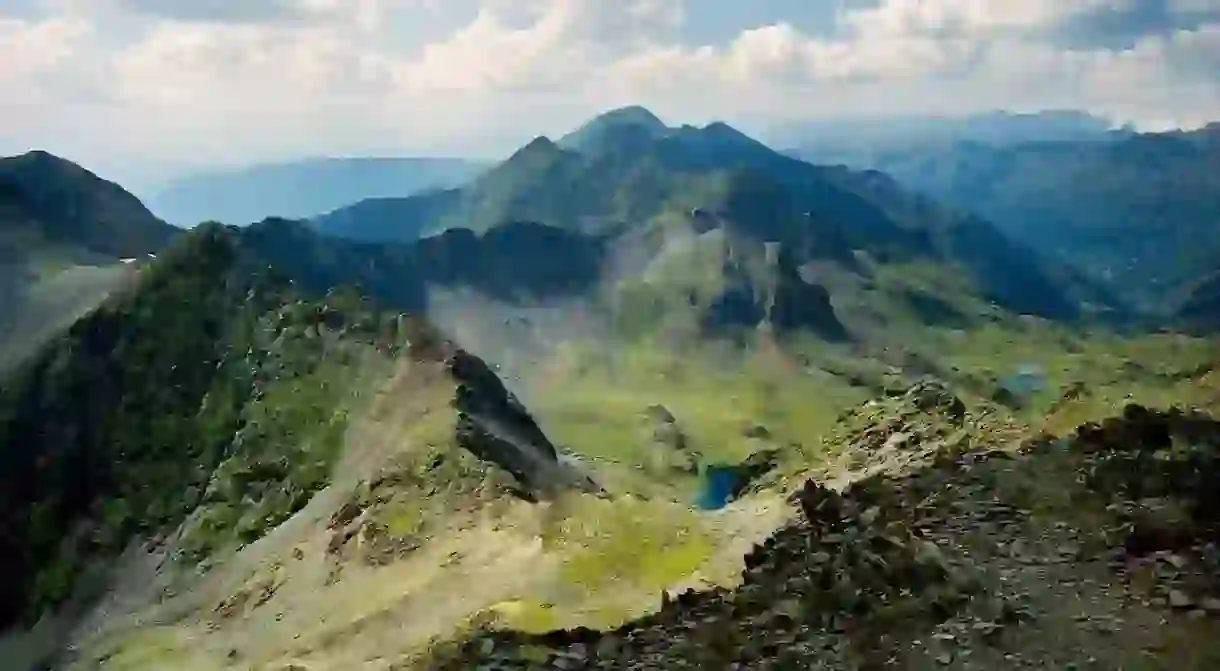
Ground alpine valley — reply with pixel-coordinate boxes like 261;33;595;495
2;107;1218;670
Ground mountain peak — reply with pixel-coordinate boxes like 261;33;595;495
492;135;568;175
5;149;89;177
558;105;670;152
700;121;762;145
0;150;178;258
596;105;667;128
519;135;560;154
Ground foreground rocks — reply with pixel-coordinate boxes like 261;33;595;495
424;401;1220;670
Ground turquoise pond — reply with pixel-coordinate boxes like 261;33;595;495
696;465;744;510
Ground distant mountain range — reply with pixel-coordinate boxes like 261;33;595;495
313;106;1106;324
780;110;1129;166
148;157;488;227
800;123;1220;313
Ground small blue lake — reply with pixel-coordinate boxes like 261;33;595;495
697;465;744;511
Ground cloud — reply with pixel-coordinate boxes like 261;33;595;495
1;0;1219;186
1047;0;1220;48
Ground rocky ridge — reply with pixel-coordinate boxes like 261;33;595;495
427;386;1220;669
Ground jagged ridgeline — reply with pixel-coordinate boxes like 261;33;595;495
0;223;411;624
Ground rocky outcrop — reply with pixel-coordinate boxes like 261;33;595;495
703;241;848;341
830;378;982;478
768;261;847;341
1071;405;1220;562
641;404;700;475
448;348;601;498
401;321;603;499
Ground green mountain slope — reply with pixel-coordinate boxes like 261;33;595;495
0;151;179;261
557;105;670;153
316;109;1089;323
0;151;182;372
150;157;487;227
803;126;1220;312
0;219;607;631
242;216;603;313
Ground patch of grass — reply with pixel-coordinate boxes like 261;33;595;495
530;339;865;490
487;599;565;634
84;628;191;671
179;360;358;558
550;495;712;593
359;405;517;546
913;322;1217;414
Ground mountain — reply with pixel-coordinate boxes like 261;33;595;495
242;216;603;313
0;151;181;371
0;151;178;261
149;157;487;226
4;129;1085;630
799;127;1220;312
316;108;1092;323
557;105;671;153
0;221;600;630
3;123;1219;670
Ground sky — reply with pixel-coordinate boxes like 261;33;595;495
3;0;1220;189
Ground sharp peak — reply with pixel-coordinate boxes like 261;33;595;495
498;135;566;163
522;135;558;148
700;120;753;136
670;119;753;136
514;135;562;153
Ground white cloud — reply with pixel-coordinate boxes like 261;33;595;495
0;15;91;88
1;0;1218;187
841;0;1119;35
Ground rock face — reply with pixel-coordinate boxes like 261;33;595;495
640;404;701;474
702;241;848;341
768;246;848;341
448;348;601;498
1073;404;1220;553
397;322;601;501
